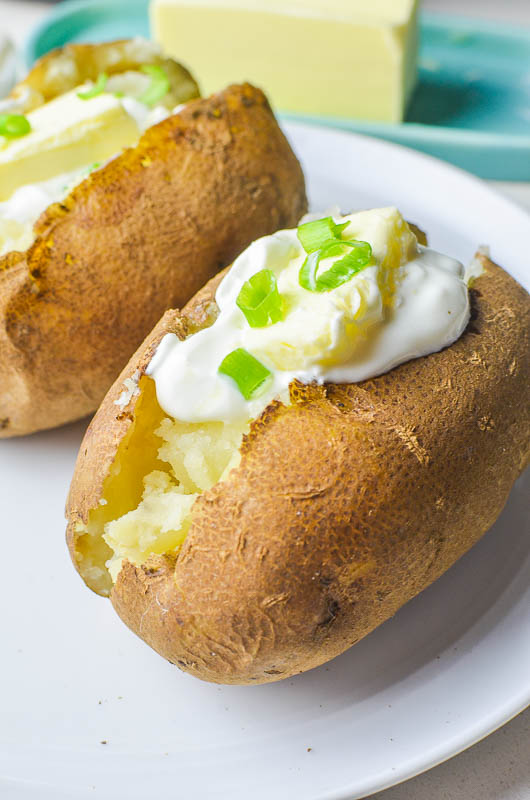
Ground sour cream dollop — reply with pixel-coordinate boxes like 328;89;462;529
147;208;472;424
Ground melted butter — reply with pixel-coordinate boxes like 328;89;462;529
0;85;177;257
0;168;89;255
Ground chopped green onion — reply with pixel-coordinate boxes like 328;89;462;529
236;269;283;328
77;73;108;100
139;65;170;107
0;113;31;138
81;161;101;178
297;216;350;254
218;348;271;400
113;90;125;98
299;239;372;293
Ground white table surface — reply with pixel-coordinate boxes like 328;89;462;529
1;2;529;799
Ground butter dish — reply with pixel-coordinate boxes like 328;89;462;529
23;0;530;180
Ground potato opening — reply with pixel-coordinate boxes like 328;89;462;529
75;374;249;595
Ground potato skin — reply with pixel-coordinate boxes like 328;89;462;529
0;83;307;436
66;254;530;684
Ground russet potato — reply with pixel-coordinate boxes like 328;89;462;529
0;42;307;437
66;251;530;684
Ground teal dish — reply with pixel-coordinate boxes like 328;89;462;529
24;2;530;180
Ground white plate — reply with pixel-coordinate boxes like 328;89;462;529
1;122;529;800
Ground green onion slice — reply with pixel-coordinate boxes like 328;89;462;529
236;269;283;328
218;348;271;400
299;239;372;293
297;216;350;254
81;161;101;179
77;73;108;100
0;113;31;138
139;65;170;107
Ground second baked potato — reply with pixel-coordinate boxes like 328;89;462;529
0;41;307;436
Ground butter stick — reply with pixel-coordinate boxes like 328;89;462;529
150;0;419;122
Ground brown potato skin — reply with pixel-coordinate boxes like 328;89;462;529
0;83;307;436
66;254;530;684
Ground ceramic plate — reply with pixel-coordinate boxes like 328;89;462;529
1;123;529;800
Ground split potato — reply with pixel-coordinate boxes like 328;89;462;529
0;41;307;437
66;249;529;684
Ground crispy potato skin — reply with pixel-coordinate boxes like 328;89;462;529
0;83;307;436
66;254;530;684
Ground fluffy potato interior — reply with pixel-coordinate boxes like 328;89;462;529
75;375;247;594
103;414;247;582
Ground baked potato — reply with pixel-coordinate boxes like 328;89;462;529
66;211;529;685
0;40;307;437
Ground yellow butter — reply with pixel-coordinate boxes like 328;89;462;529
0;89;140;201
150;0;419;122
0;217;33;255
